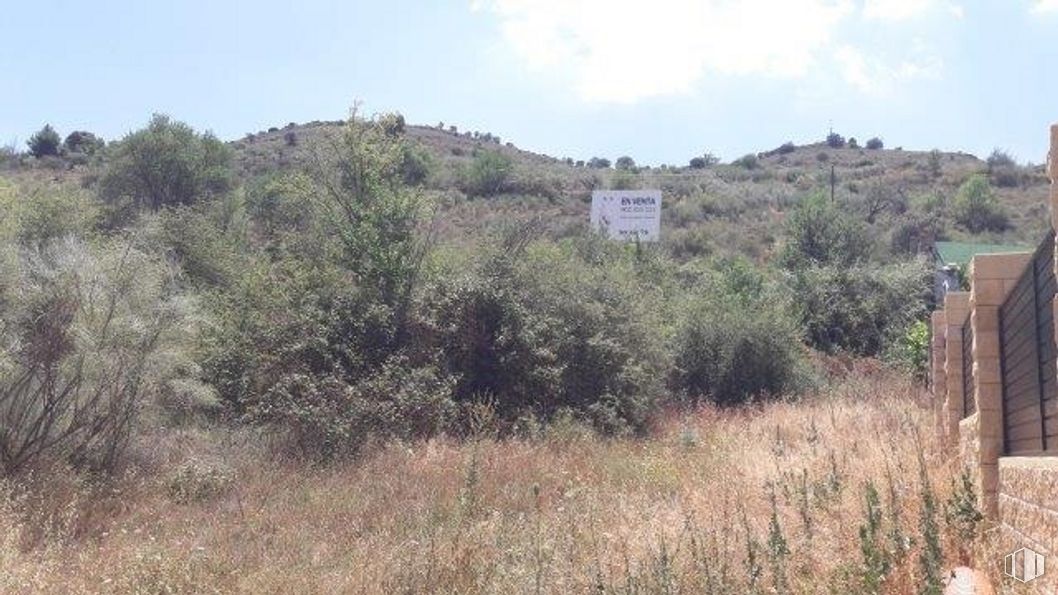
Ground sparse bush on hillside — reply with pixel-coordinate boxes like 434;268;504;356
672;260;805;405
927;149;943;178
462;150;513;197
953;173;1007;233
400;144;432;186
777;142;796;154
779;192;871;269
866;137;884;150
427;232;668;435
826;131;845;148
734;153;759;169
27;124;61;158
790;259;930;356
987;149;1022;187
284;131;297;146
62;130;104;156
0;239;197;475
99;114;234;218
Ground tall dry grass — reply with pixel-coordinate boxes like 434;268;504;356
0;370;971;594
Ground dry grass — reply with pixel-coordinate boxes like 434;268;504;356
0;371;977;594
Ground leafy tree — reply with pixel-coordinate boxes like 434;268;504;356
615;155;636;170
63;130;104;155
462;150;513;197
790;260;930;355
865;137;884;150
848;137;859;149
588;157;611;169
99;114;233;213
27;124;61;158
779;192;870;269
952;174;1007;232
826;131;846;148
734;153;759;169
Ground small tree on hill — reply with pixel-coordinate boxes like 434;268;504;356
63;130;104;155
99;114;234;213
462;150;513;197
866;137;884;150
27;124;61;158
779;191;870;269
953;174;1007;233
588;157;611;169
615;156;636;171
826;131;846;148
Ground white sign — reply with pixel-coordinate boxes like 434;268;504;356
590;190;662;242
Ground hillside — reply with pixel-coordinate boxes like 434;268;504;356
3;117;1050;263
233;120;1052;260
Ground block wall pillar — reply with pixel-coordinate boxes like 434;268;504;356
969;252;1032;519
943;292;970;444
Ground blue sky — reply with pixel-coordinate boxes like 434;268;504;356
3;0;1057;165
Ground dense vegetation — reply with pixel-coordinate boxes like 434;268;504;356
2;112;1046;472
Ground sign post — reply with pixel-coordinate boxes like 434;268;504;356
589;190;662;242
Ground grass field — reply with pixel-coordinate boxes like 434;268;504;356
0;367;978;594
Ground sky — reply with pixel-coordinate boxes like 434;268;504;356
3;0;1058;165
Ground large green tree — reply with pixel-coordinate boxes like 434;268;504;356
99;114;233;212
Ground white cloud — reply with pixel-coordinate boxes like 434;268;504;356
474;0;951;103
474;0;853;104
835;45;941;95
1032;0;1058;13
863;0;932;20
862;0;963;20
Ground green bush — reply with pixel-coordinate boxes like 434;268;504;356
734;154;759;169
0;238;198;475
63;131;104;156
865;137;884;150
779;192;871;269
461;150;513;197
426;233;668;434
952;174;1007;233
672;263;804;405
790;259;931;356
27;124;61;158
99;114;234;217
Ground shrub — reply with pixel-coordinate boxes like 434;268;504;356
848;137;859;149
284;131;298;146
777;142;796;154
779;192;871;269
462;150;513;197
826;132;845;148
790;259;931;355
62;131;104;156
99;114;233;216
885;319;929;381
615;156;636;171
734;153;759;169
400;144;432;186
27;125;61;158
672;264;804;405
0;238;196;475
688;157;707;169
865;137;884;150
987;149;1021;188
952;174;1007;232
426;233;668;434
927;149;942;178
588;157;611;169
